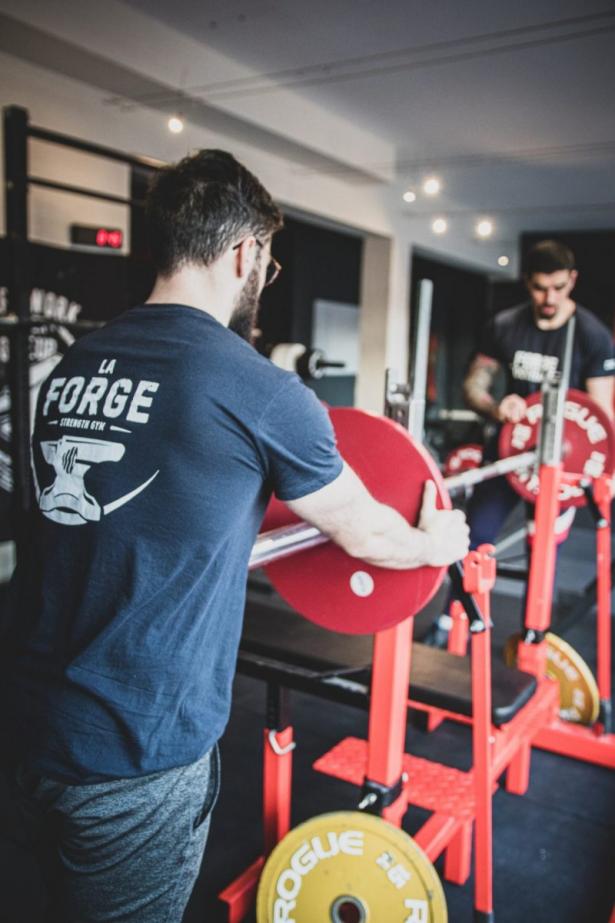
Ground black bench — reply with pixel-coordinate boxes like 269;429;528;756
239;598;537;727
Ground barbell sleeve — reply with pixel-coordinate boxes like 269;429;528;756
249;448;538;570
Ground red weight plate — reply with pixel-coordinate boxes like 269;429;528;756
443;443;484;478
265;407;450;634
498;388;615;508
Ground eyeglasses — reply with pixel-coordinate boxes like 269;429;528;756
255;240;282;288
232;238;281;288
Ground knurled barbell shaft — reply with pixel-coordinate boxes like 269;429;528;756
249;449;537;570
250;522;329;570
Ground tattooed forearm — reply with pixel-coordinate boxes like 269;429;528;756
463;355;500;418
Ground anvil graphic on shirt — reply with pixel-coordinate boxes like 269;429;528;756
36;434;158;526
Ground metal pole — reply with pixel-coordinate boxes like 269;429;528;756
521;369;571;659
363;284;432;826
538;315;575;467
494;525;528;557
444;450;536;493
408;278;433;441
29;175;141;208
3;105;31;560
29;123;165;171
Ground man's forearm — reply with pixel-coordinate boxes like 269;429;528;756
334;503;434;570
463;356;500;419
463;381;498;418
287;463;468;571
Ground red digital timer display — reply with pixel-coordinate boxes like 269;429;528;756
70;224;124;249
95;228;123;248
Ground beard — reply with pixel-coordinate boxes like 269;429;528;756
228;265;261;343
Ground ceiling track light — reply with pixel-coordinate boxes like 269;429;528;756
168;114;185;134
422;175;442;196
475;218;494;239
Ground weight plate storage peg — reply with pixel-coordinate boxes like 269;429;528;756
498;389;615;508
256;810;448;923
504;632;600;725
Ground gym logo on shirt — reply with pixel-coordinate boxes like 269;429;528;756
33;358;160;526
511;350;559;384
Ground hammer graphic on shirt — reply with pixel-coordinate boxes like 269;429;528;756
39;436;125;524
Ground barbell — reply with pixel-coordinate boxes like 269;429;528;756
250;393;614;636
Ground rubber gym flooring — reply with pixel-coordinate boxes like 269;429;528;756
186;508;615;923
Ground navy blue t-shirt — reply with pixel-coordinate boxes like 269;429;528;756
4;304;343;782
479;303;615;398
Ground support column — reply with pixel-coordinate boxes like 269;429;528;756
355;234;410;412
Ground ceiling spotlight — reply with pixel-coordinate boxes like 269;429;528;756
402;189;416;203
167;115;184;134
431;217;448;235
476;219;494;239
497;255;510;267
422;176;442;196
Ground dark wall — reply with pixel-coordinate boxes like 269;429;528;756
411;253;491;458
410;252;489;413
492;230;615;331
128;173;364;359
0;239;154;323
130;165;156;262
259;216;363;407
490;278;527;314
521;230;615;331
257;215;362;352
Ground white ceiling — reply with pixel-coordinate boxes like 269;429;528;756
2;0;615;254
121;0;615;150
121;0;615;243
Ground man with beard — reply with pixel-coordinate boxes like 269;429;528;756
0;149;469;922
424;238;614;647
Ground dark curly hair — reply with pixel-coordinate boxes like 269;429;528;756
146;149;283;276
524;240;575;276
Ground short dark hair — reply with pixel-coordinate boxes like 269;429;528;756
524;239;576;277
145;149;283;276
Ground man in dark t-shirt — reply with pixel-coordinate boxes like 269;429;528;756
426;239;614;647
1;150;469;922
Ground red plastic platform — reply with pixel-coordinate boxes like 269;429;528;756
314;736;486;822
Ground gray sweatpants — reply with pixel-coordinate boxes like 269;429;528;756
1;746;220;923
